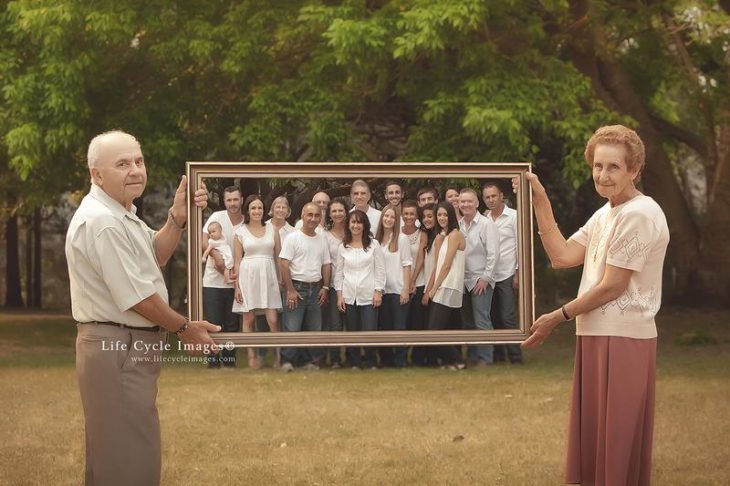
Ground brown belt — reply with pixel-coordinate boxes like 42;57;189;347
292;280;322;289
78;321;162;332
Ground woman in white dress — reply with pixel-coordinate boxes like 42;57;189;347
423;202;466;369
233;195;283;369
322;197;350;368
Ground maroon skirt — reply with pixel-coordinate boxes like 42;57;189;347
566;335;657;486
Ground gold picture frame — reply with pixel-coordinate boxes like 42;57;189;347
187;162;534;347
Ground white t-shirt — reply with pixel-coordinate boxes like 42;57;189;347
279;230;331;283
486;206;518;282
202;211;242;288
334;240;386;305
569;195;669;339
382;234;413;294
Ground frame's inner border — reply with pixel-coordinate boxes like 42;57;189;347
186;162;534;346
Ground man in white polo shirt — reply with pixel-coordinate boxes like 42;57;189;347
202;185;243;367
483;182;523;364
66;130;219;485
458;187;500;368
279;202;332;372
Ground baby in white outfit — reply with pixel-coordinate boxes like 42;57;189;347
202;221;234;282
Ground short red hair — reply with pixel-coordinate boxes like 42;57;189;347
584;125;646;174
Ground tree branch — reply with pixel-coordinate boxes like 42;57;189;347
649;114;708;159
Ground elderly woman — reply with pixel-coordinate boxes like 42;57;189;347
516;125;669;485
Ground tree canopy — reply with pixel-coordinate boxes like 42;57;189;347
2;0;729;302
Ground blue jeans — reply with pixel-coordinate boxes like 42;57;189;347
321;288;344;365
378;293;409;367
491;275;522;362
281;281;323;366
203;287;239;366
345;303;378;368
461;284;495;363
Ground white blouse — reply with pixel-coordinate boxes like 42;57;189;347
382;233;413;294
334;240;386;305
404;228;425;287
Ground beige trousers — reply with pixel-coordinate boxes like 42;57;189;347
76;323;166;486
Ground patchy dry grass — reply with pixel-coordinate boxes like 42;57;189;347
0;308;727;485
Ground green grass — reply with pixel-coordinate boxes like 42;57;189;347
0;308;728;485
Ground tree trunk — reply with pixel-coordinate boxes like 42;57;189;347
32;208;42;308
25;216;33;307
698;163;730;301
566;0;705;302
4;215;24;308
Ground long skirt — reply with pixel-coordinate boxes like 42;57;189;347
566;335;657;486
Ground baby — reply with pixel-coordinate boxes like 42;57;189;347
202;222;234;282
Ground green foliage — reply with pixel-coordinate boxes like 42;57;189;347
1;0;727;215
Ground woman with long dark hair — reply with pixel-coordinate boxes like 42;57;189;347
423;202;466;369
334;210;386;369
232;195;282;369
322;197;350;368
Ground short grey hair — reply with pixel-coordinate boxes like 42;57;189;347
268;196;291;218
87;130;139;169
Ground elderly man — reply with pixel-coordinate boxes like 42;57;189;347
458;187;500;368
279;202;332;372
350;179;381;231
202;185;243;368
66;130;219;486
483;182;523;364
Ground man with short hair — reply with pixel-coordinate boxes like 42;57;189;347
279;202;332;372
417;186;439;207
483;183;523;364
458;187;500;368
66;130;219;485
202;185;243;367
384;180;403;208
350;179;381;231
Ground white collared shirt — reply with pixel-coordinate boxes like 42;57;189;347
334;240;386;305
65;184;166;328
485;205;518;282
459;212;500;290
202;210;242;288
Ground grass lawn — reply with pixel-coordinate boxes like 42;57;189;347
0;308;727;485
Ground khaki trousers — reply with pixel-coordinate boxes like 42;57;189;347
76;323;166;486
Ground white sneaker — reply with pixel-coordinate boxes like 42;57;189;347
331;362;341;369
302;363;320;372
281;362;294;373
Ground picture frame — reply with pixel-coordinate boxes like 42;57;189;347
186;162;534;347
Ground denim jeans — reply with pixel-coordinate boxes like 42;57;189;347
203;287;240;366
321;288;344;365
378;293;409;367
406;286;428;366
345;303;378;368
461;284;495;363
491;275;522;362
281;281;323;366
